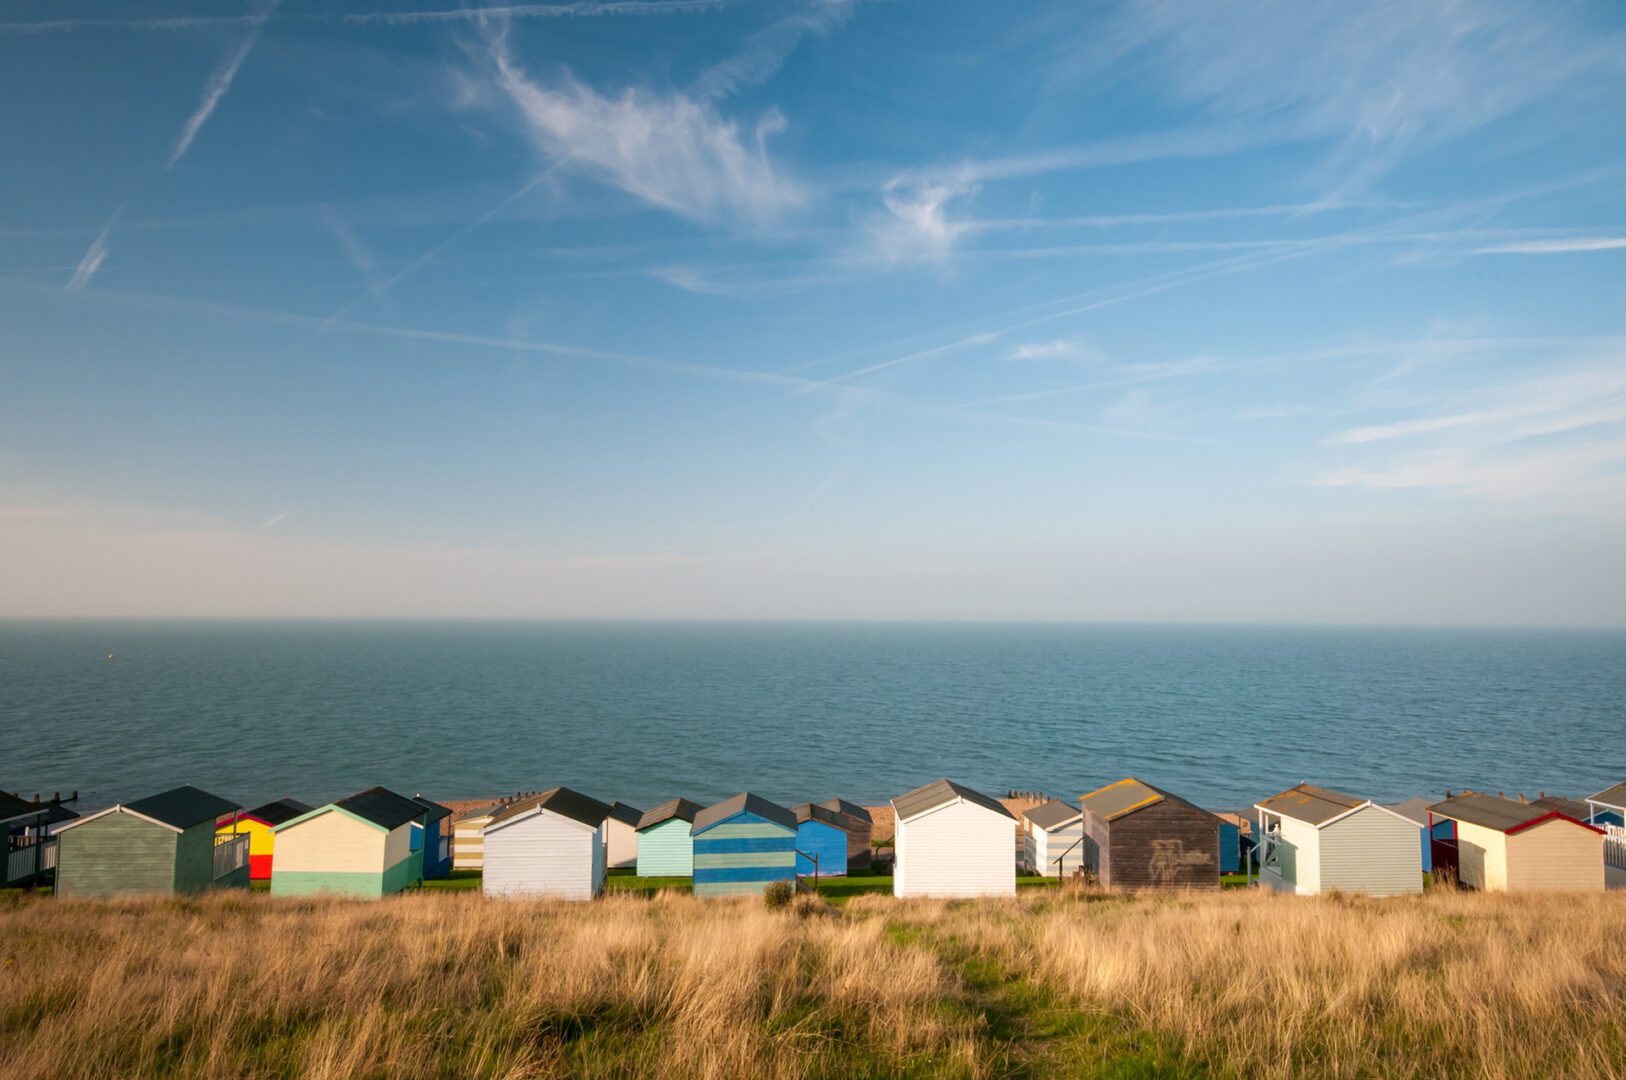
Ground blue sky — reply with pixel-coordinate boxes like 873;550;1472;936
2;0;1624;623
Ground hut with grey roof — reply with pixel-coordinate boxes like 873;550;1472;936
1022;799;1084;878
55;785;249;898
482;787;612;900
1428;791;1602;893
691;792;797;898
636;798;703;878
892;779;1016;899
1252;783;1421;896
1079;779;1218;890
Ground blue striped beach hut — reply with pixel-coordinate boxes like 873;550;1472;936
791;802;848;878
691;792;796;898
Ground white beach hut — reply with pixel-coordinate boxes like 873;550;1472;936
1022;799;1084;877
1252;784;1422;896
482;787;612;901
891;779;1016;899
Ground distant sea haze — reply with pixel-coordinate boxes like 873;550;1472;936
2;620;1620;814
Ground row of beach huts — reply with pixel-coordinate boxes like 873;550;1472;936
4;777;1624;900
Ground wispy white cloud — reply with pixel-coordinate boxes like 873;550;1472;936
167;1;279;170
1005;338;1109;363
65;203;125;291
64;2;275;291
867;171;978;262
1316;357;1626;503
0;1;758;34
690;0;853;102
1104;0;1626;189
261;510;290;529
339;1;764;27
488;26;805;228
1475;237;1626;255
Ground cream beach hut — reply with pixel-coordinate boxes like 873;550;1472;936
482;787;612;900
891;779;1016;899
1021;799;1084;877
605;802;642;870
452;804;498;870
1427;791;1603;893
271;787;426;899
1252;784;1422;896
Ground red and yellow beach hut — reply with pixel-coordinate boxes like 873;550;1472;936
216;798;311;880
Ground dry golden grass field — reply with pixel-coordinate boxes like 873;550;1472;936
1;886;1623;1079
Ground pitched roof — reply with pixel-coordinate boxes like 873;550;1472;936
892;779;1014;823
1023;799;1082;831
453;803;502;823
1255;784;1365;826
638;798;703;830
240;798;312;828
488;786;612;829
1428;791;1598;834
333;787;428;830
607;801;643;827
411;795;453;823
1079;779;1169;822
817;798;873;823
1529;795;1589;820
693;792;796;833
791;802;847;828
1589;781;1626;810
123;785;242;830
1382;797;1434;828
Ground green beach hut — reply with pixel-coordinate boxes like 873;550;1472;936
636;798;703;877
54;785;250;899
270;787;426;899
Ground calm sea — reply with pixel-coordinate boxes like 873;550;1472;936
1;621;1620;813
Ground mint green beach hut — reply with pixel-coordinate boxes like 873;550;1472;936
270;787;425;898
636;798;702;877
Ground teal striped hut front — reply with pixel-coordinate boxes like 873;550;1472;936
690;792;797;898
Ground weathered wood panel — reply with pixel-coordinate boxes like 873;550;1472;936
1093;798;1219;890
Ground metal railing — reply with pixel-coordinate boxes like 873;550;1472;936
212;832;250;879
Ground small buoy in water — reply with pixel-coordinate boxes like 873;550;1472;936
106;654;113;660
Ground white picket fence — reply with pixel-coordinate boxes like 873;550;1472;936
1605;824;1626;872
4;838;56;885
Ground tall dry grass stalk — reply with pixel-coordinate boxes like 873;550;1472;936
0;891;971;1080
1;888;1623;1078
868;886;1626;1079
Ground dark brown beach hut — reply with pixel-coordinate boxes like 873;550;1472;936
1078;778;1220;890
